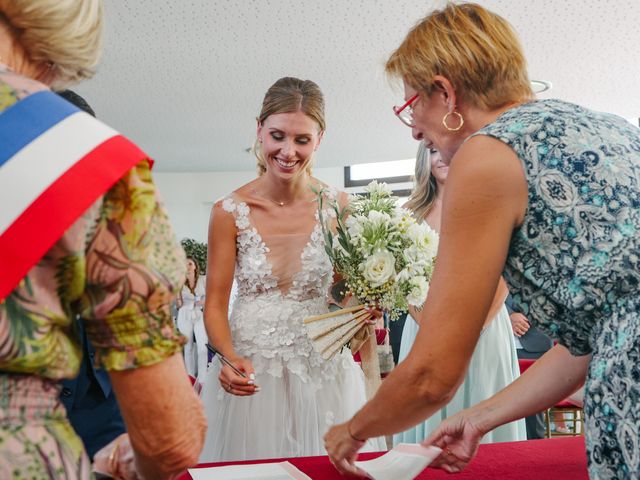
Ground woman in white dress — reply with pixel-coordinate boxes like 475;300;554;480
200;77;384;462
393;143;526;444
176;257;208;382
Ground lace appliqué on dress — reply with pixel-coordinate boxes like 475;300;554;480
222;192;352;389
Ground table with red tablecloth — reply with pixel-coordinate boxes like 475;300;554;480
181;436;588;479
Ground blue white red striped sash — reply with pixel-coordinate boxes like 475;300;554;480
0;90;150;300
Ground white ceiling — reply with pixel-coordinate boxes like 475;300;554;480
76;0;640;172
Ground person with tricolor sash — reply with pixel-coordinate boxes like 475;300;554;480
0;1;206;478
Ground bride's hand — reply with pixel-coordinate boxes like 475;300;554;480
219;356;259;396
363;304;384;326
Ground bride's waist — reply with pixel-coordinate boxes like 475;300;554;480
229;296;327;350
231;294;327;313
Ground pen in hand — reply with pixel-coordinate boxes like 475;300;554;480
206;344;248;379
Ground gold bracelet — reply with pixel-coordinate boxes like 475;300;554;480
347;417;367;443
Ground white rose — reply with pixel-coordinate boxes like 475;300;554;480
407;276;429;307
361;250;396;288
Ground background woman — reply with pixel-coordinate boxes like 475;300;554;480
325;4;639;479
176;256;208;382
200;77;384;462
393;143;525;445
0;1;205;478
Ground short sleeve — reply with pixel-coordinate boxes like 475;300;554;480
79;160;187;370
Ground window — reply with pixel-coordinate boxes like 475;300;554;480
344;159;415;187
344;159;415;205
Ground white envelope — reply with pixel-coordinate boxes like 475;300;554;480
355;443;442;480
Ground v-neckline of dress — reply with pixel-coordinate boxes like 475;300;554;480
241;201;322;299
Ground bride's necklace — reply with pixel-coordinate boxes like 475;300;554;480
265;197;287;207
263;194;318;207
252;186;316;207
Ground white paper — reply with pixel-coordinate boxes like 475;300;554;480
355;443;442;480
188;461;311;480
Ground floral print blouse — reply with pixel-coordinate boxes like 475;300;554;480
0;71;186;380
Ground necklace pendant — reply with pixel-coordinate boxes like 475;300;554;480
278;201;285;206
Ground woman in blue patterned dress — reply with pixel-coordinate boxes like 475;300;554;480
324;4;639;479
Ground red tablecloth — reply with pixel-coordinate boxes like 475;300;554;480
181;436;588;479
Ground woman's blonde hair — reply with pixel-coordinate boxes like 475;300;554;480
254;77;325;176
0;0;103;89
386;2;533;110
405;142;438;221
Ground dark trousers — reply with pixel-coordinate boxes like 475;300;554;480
388;313;407;365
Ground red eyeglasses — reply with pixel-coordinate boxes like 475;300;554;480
393;93;420;127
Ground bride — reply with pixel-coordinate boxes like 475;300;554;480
199;77;385;462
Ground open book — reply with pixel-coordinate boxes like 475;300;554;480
355;443;442;480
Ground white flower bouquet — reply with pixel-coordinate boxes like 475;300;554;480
304;181;438;360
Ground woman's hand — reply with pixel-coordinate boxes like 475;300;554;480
324;421;369;478
363;304;384;327
218;356;259;396
93;433;138;479
509;312;530;337
422;409;486;473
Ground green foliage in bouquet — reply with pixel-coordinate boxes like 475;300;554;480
181;238;207;274
317;181;438;320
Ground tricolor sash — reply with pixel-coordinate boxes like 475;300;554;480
0;90;151;300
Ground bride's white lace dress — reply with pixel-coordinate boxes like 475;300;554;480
199;191;384;462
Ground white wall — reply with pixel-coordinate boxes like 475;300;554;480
154;166;345;243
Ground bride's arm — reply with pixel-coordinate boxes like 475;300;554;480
203;201;237;358
204;201;257;396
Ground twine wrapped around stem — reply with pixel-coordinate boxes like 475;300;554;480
355;324;382;400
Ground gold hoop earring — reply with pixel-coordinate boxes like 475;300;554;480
442;111;464;132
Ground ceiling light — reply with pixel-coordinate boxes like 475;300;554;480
531;80;552;94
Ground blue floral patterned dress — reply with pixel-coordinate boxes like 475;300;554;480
475;99;640;480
